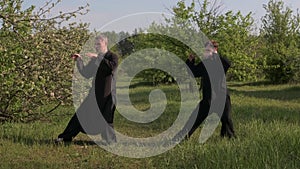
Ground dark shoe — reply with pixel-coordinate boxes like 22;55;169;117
221;132;236;139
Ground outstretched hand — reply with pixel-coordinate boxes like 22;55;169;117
71;53;98;60
71;54;81;60
188;54;195;61
86;52;97;58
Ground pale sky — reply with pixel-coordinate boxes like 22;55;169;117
23;0;300;33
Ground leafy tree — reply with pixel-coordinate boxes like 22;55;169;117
121;0;258;84
121;32;179;85
120;19;206;85
260;0;300;83
213;11;259;81
117;31;134;57
166;0;259;81
0;0;89;122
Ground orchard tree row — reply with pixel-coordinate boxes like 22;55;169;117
0;0;299;122
122;0;300;84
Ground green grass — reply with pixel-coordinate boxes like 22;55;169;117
0;81;300;169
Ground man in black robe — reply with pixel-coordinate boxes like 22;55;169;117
55;35;118;143
173;40;235;141
211;40;235;138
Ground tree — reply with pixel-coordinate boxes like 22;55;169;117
117;31;134;57
0;0;90;122
261;0;300;83
128;31;196;84
169;0;259;81
121;0;259;84
213;11;259;81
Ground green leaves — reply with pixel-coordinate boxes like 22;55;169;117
261;0;300;83
163;0;300;83
212;11;258;81
169;0;259;81
0;0;89;122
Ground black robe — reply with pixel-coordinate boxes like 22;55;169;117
58;51;118;141
77;50;118;124
181;53;235;138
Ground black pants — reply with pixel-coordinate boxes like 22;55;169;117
175;94;235;140
58;94;116;142
220;95;235;138
58;114;116;142
58;114;83;141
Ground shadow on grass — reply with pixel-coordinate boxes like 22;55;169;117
1;135;53;146
228;81;273;87
1;134;98;146
229;86;300;101
129;81;155;88
116;81;154;89
118;85;181;107
72;140;97;146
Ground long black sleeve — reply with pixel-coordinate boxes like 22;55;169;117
219;55;231;73
103;52;118;73
76;58;98;79
185;59;205;78
97;51;118;77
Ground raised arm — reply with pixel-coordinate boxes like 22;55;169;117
186;57;205;78
219;55;231;73
76;57;98;78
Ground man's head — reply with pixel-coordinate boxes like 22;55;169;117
204;41;214;59
211;40;218;53
95;34;108;54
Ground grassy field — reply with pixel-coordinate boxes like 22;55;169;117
0;81;300;169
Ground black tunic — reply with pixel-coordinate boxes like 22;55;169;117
186;53;231;101
95;51;118;123
173;53;235;140
77;51;118;123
